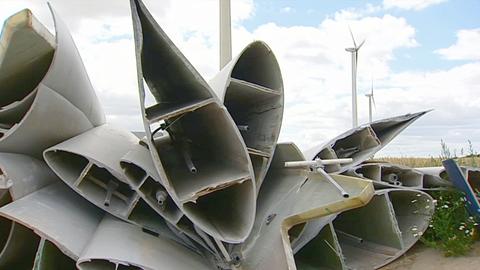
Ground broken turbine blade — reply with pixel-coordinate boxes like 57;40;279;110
43;125;184;244
33;238;77;270
0;153;60;269
346;162;453;190
0;182;210;269
130;0;255;243
120;143;215;253
0;6;105;158
0;153;98;269
238;143;374;270
330;188;435;269
76;215;213;270
209;41;284;190
0;183;103;262
305;111;429;174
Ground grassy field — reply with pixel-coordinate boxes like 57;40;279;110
376;140;480;168
376;155;480;168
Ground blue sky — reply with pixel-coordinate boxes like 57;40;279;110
0;0;479;157
242;0;479;72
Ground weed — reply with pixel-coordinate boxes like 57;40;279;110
421;190;478;256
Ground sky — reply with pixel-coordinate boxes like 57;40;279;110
0;0;479;157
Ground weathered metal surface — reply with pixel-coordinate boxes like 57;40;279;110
44;125;182;244
0;183;103;260
0;4;451;270
345;162;452;189
0;220;40;270
33;239;76;270
120;143;184;227
0;182;211;269
238;143;374;270
330;189;434;269
0;153;59;269
77;215;213;270
0;6;105;158
294;222;345;270
305;111;428;174
0;9;54;109
0;153;56;198
209;41;284;190
130;0;255;243
120;143;214;254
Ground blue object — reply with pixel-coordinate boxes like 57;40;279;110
442;159;480;219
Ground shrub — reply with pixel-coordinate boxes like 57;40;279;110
421;190;478;256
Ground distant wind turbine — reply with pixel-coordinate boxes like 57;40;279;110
365;80;376;123
345;27;365;128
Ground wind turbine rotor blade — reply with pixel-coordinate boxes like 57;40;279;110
357;39;366;50
371;79;375;108
348;26;357;48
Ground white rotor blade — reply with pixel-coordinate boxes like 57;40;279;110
348;26;357;48
357;39;366;50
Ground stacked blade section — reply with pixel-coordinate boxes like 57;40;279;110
294;189;434;270
0;153;97;270
0;9;54;135
0;6;105;158
346;162;453;189
0;3;450;270
130;0;255;243
209;41;284;189
238;143;374;270
43;125;184;245
305;111;428;174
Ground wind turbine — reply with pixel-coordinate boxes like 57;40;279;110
219;0;232;69
365;80;376;123
345;27;365;128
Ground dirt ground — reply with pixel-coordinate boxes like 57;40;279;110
381;242;480;270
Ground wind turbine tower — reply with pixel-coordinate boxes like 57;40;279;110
219;0;232;69
345;28;365;128
365;80;376;123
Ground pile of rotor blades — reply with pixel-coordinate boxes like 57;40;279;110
0;1;457;270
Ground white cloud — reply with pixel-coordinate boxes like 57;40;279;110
280;7;293;13
0;0;478;157
374;61;480;156
0;0;254;131
383;0;447;11
435;28;480;61
234;13;419;152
